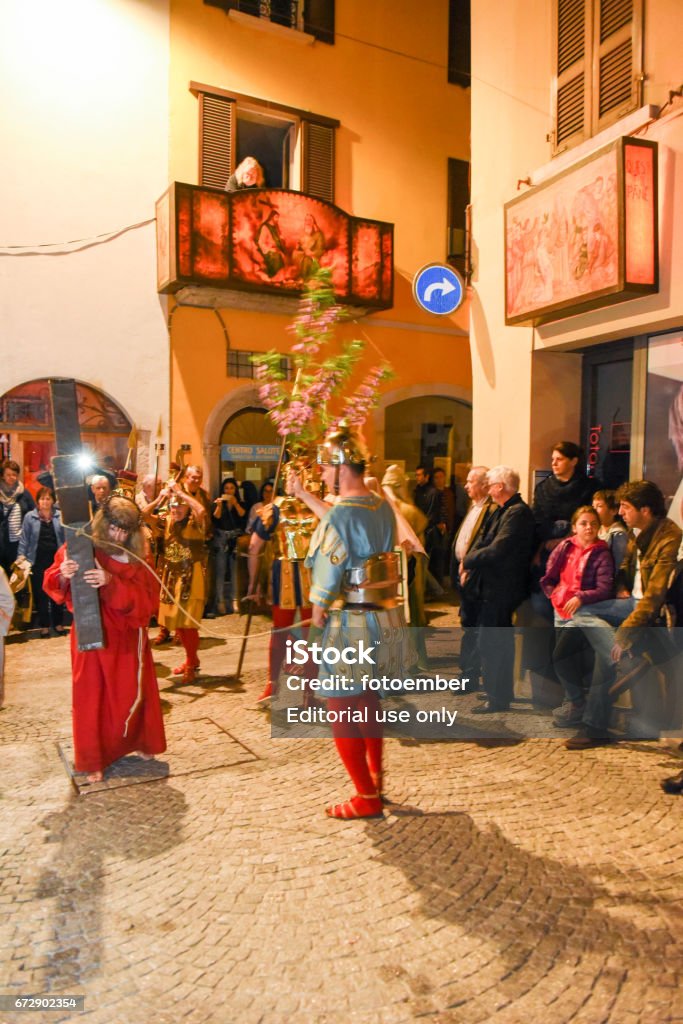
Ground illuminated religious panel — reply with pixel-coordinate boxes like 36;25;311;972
350;222;382;303
231;190;349;293
176;186;193;280
155;184;394;310
504;137;658;326
193;189;230;281
624;141;657;286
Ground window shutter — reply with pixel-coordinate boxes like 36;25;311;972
199;93;236;189
552;0;591;154
303;0;335;44
593;0;643;131
448;0;471;89
302;121;335;202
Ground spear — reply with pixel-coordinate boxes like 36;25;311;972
123;425;138;473
236;370;301;683
153;417;164;499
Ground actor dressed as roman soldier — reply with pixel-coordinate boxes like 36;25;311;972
303;423;414;820
135;473;165;567
247;465;319;704
156;483;208;683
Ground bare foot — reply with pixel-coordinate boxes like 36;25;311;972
134;751;155;761
86;771;103;783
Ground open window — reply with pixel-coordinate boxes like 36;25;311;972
194;82;337;201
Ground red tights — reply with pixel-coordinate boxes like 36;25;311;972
269;605;309;683
327;692;383;796
176;628;199;667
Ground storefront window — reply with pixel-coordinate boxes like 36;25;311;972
581;342;632;488
644;330;683;528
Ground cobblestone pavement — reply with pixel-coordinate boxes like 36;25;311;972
1;606;683;1024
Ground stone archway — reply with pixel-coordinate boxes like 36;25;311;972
202;383;269;497
372;382;473;474
0;378;133;494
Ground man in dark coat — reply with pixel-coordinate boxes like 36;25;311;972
462;465;535;712
453;466;494;691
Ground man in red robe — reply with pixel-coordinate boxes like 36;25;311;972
44;496;166;783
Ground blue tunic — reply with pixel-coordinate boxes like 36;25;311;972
305;494;414;696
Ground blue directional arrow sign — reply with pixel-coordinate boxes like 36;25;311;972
413;263;465;316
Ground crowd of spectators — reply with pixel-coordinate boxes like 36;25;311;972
3;447;682;778
0;453;272;647
445;445;682;755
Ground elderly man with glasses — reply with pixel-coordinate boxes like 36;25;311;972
461;466;535;713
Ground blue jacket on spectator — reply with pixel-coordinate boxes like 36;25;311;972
18;509;65;565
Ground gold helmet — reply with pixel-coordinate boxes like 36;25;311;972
113;469;137;501
316;421;369;471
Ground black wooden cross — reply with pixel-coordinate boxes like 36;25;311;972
49;378;104;651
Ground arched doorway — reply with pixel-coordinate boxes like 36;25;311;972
218;407;280;495
0;379;132;496
383;395;472;481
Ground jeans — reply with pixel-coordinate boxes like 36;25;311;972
210;530;240;612
572;598;637;662
571;598;638;732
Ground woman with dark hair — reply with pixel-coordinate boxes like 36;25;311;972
246;479;275;533
17;487;65;637
534;442;598;548
43;496;166;783
209;477;246;616
0;459;35;575
532;441;598;604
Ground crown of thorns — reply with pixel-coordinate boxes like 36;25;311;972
101;495;143;531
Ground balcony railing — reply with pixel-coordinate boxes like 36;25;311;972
204;0;301;31
156;184;394;312
237;0;300;30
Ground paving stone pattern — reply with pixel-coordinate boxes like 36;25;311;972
1;609;683;1024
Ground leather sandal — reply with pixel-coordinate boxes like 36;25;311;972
369;770;389;805
153;629;171;646
325;793;384;819
172;662;199;682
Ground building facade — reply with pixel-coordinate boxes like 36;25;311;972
0;0;171;480
1;0;474;498
166;0;473;495
470;0;683;523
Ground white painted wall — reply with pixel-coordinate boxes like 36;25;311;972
0;0;170;456
470;0;683;494
469;0;551;492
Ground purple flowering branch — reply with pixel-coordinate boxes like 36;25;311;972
251;269;391;455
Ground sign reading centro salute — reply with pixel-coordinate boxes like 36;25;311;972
412;263;465;316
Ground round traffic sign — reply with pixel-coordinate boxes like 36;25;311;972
413;263;465;316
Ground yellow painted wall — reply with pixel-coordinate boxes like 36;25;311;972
167;0;472;467
170;300;472;459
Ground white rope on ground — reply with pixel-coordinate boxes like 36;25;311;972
60;522;311;643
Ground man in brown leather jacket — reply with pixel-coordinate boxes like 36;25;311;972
566;480;681;749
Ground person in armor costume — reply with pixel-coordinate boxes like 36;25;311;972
157;484;208;683
135;474;165;568
247;476;318;704
305;424;413;820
